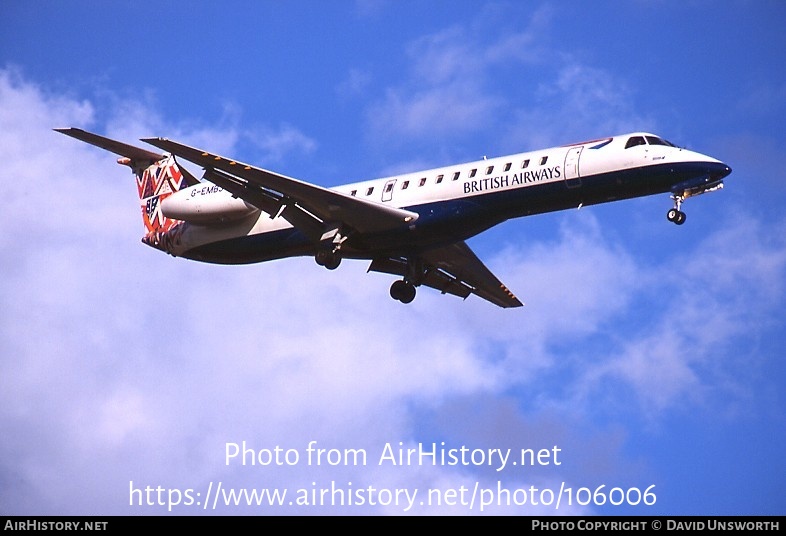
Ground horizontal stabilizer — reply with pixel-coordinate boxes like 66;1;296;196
55;128;164;162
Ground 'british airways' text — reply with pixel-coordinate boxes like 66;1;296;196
464;166;562;194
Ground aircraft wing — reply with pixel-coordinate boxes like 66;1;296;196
141;138;419;236
369;241;523;308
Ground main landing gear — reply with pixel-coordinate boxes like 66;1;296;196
389;258;426;304
667;194;687;225
315;248;341;270
314;224;346;270
390;279;416;304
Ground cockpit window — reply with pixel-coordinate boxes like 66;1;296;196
645;136;675;147
625;136;646;149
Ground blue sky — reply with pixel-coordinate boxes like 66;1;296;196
1;0;785;515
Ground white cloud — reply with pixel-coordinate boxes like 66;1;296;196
508;63;654;151
245;123;317;164
569;213;786;418
368;84;500;141
364;21;529;144
361;8;652;155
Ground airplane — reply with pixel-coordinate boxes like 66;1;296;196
55;127;731;308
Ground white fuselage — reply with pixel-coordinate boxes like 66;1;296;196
159;133;729;262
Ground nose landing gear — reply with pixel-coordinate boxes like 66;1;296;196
667;208;686;225
666;178;725;226
667;194;687;225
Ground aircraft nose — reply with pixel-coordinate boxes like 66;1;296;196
714;162;732;180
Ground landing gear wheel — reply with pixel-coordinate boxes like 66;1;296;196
667;209;686;225
390;280;416;304
315;249;341;270
323;255;341;270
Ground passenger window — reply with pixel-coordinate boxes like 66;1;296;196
540;156;548;165
625;136;646;149
452;171;460;180
436;174;444;184
521;159;530;169
419;177;427;186
504;163;511;171
486;166;494;175
402;180;409;190
385;182;394;193
366;187;374;196
469;169;477;178
350;189;357;197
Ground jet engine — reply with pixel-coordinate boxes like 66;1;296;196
161;185;259;223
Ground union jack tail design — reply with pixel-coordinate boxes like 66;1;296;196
128;155;200;254
132;155;194;234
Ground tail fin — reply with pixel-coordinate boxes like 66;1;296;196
55;128;199;235
130;153;198;235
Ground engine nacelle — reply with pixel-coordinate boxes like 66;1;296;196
161;183;259;223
